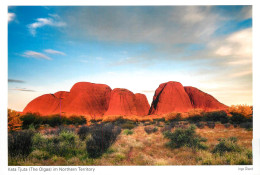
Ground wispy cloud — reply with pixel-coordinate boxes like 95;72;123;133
10;88;36;92
28;14;66;36
22;51;52;60
44;49;66;55
213;28;252;59
8;13;15;22
8;79;25;83
229;70;252;78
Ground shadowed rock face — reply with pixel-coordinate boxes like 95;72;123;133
149;81;193;114
184;86;228;111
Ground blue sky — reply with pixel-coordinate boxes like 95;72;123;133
8;6;252;111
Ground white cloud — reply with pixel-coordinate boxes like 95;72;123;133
44;49;66;55
214;28;252;59
22;51;52;60
8;13;15;22
28;14;66;36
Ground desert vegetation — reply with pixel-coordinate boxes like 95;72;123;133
8;105;252;165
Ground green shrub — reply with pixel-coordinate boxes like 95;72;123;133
29;150;50;160
224;123;231;128
77;126;90;140
121;123;135;130
21;113;86;129
45;115;64;127
240;122;252;131
195;122;205;129
230;112;247;124
32;130;79;158
8;130;35;157
86;123;121;158
20;113;43;129
203;111;229;123
144;126;158;134
123;129;133;135
66;116;86;125
207;122;215;129
188;115;203;123
163;125;207;150
212;137;241;155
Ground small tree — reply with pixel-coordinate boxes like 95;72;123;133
163;125;207;150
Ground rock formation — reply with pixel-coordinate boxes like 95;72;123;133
149;81;228;115
23;94;60;116
23;82;150;117
23;81;228;117
135;93;150;116
149;81;193;114
60;82;112;116
184;86;228;111
105;89;150;116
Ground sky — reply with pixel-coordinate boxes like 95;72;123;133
8;6;252;111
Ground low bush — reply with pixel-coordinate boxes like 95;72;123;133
8;109;22;131
224;123;231;128
66;116;86;125
207;122;215;129
160;125;172;133
123;129;133;135
228;105;252;118
188;115;203;123
163;125;207;150
20;113;43;129
77;126;89;140
32;130;79;158
8;130;35;157
175;121;189;129
86;123;121;158
29;150;50;160
121;123;135;130
240;122;253;131
203;111;229;123
195;122;205;129
20;113;87;129
144;126;158;134
230;112;248;125
212;137;241;155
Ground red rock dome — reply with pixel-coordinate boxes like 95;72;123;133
184;86;228;111
135;93;150;116
23;94;60;116
61;82;112;116
149;81;193;114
